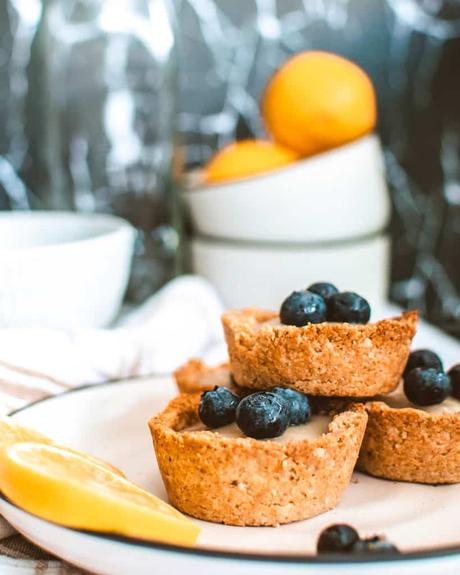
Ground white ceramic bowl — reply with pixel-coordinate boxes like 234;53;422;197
0;212;135;329
191;233;390;312
184;134;390;243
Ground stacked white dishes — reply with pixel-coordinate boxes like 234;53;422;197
184;134;391;310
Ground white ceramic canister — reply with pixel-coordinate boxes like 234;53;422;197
185;134;391;310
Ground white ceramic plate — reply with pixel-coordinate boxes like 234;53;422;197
2;377;460;575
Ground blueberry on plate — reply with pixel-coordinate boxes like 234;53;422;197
327;292;371;324
236;392;290;439
272;387;311;426
448;364;460;400
317;524;360;553
403;367;452;406
404;349;443;377
199;386;240;428
307;282;339;301
280;290;327;326
352;536;399;554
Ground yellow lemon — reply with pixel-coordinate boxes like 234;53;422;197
0;416;123;477
0;442;200;546
262;51;377;156
204;139;299;184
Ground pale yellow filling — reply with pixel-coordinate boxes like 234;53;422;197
254;317;281;330
199;369;232;388
182;415;331;442
378;384;460;414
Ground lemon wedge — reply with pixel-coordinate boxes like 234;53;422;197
0;442;200;546
0;416;123;477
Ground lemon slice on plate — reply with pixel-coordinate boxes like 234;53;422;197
0;442;200;546
0;416;123;477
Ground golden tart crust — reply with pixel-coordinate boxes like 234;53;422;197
358;401;460;484
149;393;367;526
174;359;232;394
222;308;418;397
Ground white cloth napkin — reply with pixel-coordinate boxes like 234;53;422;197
0;274;227;541
0;275;227;415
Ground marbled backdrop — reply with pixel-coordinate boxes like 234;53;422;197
1;0;460;337
176;0;460;338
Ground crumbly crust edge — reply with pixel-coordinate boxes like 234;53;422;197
222;308;418;397
358;400;460;484
149;393;368;526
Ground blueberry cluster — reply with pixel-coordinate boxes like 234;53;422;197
317;524;399;555
403;348;460;406
198;385;311;439
280;282;371;327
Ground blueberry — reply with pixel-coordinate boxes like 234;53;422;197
351;536;399;554
307;282;339;300
317;524;360;553
236;392;290;439
199;386;240;428
448;364;460;400
327;292;371;324
272;388;311;425
404;349;443;377
403;367;452;406
280;290;327;326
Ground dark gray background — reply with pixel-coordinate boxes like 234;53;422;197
1;0;460;336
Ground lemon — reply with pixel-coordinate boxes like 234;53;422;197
0;416;123;477
262;51;376;156
0;442;200;546
204;139;299;184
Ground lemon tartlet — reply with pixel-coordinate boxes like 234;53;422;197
149;393;367;526
222;308;417;397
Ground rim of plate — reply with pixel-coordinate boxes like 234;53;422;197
7;379;460;565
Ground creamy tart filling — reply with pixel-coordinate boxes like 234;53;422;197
377;384;460;414
181;414;331;442
258;318;281;328
199;369;232;388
